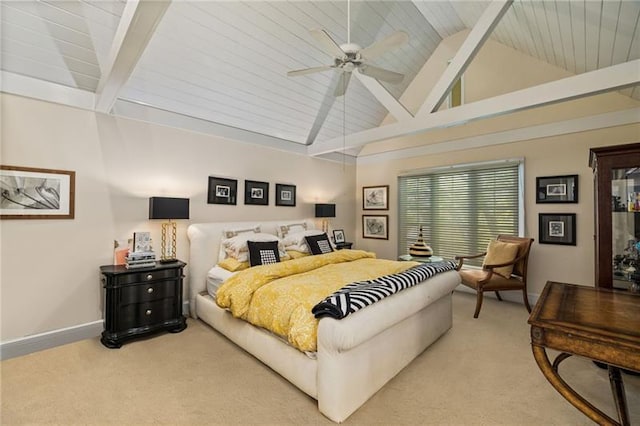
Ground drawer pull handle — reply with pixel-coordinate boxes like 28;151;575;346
147;287;154;294
146;274;153;281
145;309;152;316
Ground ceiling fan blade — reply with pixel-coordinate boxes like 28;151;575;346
359;31;409;61
359;65;404;84
287;65;333;77
334;71;352;97
310;28;346;59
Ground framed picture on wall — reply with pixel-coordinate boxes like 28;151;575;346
244;180;269;206
363;215;389;240
536;175;578;203
539;213;576;245
0;165;75;219
208;176;237;205
363;185;389;210
275;183;296;207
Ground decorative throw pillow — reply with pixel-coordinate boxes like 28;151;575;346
283;229;324;252
483;240;520;278
305;233;334;255
278;222;308;238
217;257;250;272
222;232;282;260
247;240;281;267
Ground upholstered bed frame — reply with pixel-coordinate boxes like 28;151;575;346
187;220;461;423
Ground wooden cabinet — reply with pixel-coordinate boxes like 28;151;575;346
589;143;640;290
100;261;187;348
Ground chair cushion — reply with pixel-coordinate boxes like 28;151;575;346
483;240;520;278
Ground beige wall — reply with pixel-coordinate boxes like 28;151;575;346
0;93;356;341
355;31;640;300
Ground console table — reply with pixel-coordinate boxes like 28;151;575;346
528;281;640;425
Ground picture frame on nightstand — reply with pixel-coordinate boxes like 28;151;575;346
333;229;346;244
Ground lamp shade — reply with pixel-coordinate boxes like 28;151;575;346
315;203;336;218
149;197;190;220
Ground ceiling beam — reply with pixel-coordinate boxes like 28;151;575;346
417;0;513;117
353;70;413;121
1;71;95;110
357;108;640;164
305;72;340;145
94;0;171;113
308;59;640;156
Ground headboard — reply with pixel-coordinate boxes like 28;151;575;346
186;219;316;318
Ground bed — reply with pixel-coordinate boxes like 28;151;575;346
187;220;461;423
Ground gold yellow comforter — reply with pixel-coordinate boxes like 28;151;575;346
216;250;418;352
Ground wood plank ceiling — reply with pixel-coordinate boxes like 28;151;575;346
1;0;639;153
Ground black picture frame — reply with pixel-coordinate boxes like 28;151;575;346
275;183;296;207
207;176;237;205
244;180;269;206
333;229;346;244
539;213;576;245
363;215;389;240
536;175;578;203
363;185;389;210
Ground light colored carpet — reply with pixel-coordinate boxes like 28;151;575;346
1;291;638;425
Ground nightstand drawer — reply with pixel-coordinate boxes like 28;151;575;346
114;268;180;286
120;280;176;304
119;299;177;330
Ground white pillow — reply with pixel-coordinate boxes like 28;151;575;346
218;225;261;261
282;229;324;253
277;222;308;238
223;232;284;261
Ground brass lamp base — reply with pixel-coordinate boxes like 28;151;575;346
160;220;178;262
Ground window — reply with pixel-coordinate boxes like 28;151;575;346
398;161;522;266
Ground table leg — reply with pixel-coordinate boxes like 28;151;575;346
608;366;631;426
531;345;620;426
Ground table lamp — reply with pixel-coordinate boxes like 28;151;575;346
315;203;335;233
149;197;190;262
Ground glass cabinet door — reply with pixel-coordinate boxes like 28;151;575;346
611;167;640;290
590;143;640;290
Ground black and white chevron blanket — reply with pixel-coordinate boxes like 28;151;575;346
312;260;457;320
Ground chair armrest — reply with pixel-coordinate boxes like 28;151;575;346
454;252;487;270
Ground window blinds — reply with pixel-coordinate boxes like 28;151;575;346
398;163;520;266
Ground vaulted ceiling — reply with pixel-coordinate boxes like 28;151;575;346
2;0;639;161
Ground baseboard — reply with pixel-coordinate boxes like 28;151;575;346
455;285;540;308
0;320;104;361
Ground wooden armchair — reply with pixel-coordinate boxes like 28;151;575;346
455;235;534;318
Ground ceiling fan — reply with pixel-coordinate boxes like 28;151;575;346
287;3;409;97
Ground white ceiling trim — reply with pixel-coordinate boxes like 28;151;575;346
310;59;640;156
0;70;95;110
94;0;171;113
353;70;413;121
112;98;355;164
417;0;512;116
357;107;640;165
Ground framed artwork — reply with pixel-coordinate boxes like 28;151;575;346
275;183;296;207
208;176;237;205
0;165;75;219
244;180;269;206
363;215;389;240
539;213;576;245
536;175;578;203
333;229;346;244
363;185;389;210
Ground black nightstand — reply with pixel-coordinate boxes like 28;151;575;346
100;261;187;348
335;242;353;250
